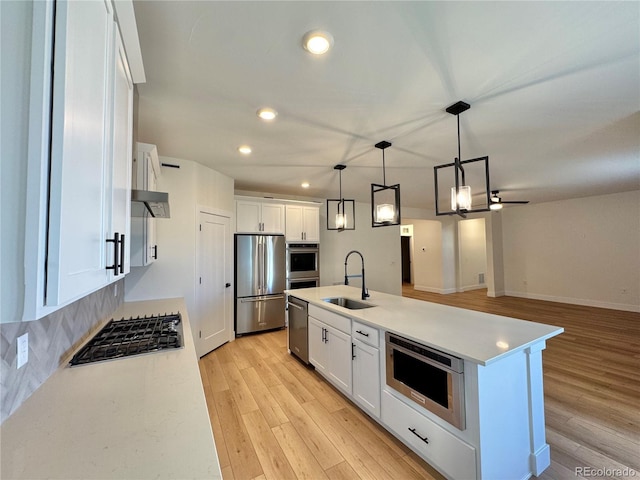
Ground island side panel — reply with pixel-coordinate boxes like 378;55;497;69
475;343;550;480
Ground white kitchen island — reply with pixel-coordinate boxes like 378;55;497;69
286;285;564;480
0;298;221;480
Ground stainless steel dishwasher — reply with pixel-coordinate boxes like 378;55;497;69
287;296;309;364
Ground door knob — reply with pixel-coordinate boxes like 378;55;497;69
225;283;231;288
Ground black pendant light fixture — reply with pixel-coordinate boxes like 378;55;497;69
434;101;491;218
371;140;401;227
327;165;355;231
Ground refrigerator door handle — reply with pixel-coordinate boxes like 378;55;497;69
241;295;285;303
258;239;264;295
262;238;267;296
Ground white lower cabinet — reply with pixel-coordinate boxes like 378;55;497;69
382;389;477;480
352;339;380;418
308;307;352;396
308;317;329;373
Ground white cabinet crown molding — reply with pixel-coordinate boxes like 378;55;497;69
112;0;145;83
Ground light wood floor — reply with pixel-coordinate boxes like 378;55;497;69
199;289;640;480
199;326;445;480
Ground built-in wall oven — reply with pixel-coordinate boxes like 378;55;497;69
386;332;466;430
286;243;319;279
287;277;320;290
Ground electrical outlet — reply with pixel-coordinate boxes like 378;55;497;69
17;333;29;369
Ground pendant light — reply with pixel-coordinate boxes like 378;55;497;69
434;101;491;218
327;165;355;231
371;141;401;227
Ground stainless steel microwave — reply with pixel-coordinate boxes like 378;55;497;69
385;332;466;430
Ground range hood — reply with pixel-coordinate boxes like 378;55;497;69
131;189;170;218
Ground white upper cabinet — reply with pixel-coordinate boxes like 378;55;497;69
108;24;134;278
285;205;319;242
130;143;160;267
235;199;285;234
46;0;115;305
21;0;141;321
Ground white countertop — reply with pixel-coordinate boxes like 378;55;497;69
0;298;222;480
286;285;563;365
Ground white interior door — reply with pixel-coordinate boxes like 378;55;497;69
195;211;232;357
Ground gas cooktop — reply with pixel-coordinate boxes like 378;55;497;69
69;313;183;366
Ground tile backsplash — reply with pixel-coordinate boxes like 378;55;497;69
0;280;124;424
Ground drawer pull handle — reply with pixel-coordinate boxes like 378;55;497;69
408;427;429;444
355;330;369;337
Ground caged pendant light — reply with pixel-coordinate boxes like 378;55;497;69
371;141;401;227
327;165;355;231
434;101;491;218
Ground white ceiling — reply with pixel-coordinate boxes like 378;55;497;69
132;1;639;210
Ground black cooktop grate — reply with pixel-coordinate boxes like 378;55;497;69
69;313;183;366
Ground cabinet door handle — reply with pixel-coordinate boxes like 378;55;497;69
408;428;429;444
153;245;158;259
119;234;125;274
106;232;120;275
225;283;231;288
355;330;369;337
352;343;356;360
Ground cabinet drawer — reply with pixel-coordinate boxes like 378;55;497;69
351;321;379;347
309;304;350;334
382;389;476;480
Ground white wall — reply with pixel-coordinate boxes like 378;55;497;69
406;220;444;293
320;201;401;296
458;218;487;291
124;158;235;316
502;190;640;312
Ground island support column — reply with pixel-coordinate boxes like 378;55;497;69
526;340;551;475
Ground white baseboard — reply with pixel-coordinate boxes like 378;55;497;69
504;291;640;313
460;283;486;292
413;285;457;295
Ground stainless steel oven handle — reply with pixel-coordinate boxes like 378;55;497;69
386;340;462;374
241;295;284;303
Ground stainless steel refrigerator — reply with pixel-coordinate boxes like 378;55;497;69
234;234;286;335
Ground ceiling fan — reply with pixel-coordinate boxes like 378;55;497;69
489;190;529;210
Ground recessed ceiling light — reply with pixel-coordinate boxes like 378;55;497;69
302;30;334;55
301;182;310;188
257;107;277;121
238;145;252;155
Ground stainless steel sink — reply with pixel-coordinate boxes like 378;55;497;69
322;297;375;310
